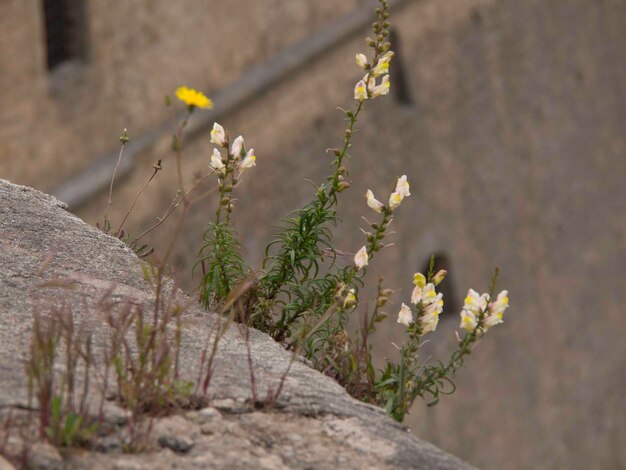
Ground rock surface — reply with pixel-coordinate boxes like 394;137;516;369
0;179;473;469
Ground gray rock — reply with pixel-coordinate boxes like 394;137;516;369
155;416;195;453
28;442;64;470
0;179;474;469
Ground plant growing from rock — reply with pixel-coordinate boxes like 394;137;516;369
191;0;512;422
25;303;98;448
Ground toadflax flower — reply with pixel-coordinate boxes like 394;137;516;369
210;122;227;147
432;269;448;286
176;86;213;110
395;175;411;198
388;175;410;211
365;189;384;213
238;149;256;171
231;135;244;158
355;53;368;69
483;290;510;330
371;51;394;77
370;75;390;98
354;80;368;102
354;246;369;270
343;288;357;309
420;295;444;334
459;288;491;332
210;148;225;173
397;303;413;326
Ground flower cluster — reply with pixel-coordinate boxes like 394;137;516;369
176;86;213;110
354;175;411;271
397;270;446;334
460;289;510;333
354;51;394;102
365;175;410;214
209;123;256;175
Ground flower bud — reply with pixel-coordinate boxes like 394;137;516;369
432;269;448;286
120;128;130;144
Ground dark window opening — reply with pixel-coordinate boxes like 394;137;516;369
420;253;459;317
388;29;413;105
43;0;87;71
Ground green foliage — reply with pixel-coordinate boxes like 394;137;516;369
197;222;248;309
46;396;97;447
26;308;98;447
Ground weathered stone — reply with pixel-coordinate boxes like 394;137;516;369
0;179;473;469
28;442;64;470
0;455;16;470
155;416;196;454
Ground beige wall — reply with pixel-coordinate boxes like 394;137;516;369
2;0;625;469
0;0;363;190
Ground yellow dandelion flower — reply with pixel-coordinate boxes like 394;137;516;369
175;86;213;110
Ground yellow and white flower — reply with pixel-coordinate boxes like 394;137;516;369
413;272;426;288
370;75;390;97
394;175;410;198
463;289;490;314
343;288;357;309
420;297;443;334
460;309;478;332
371;51;394;77
231;135;244;158
210;148;225;174
238;149;256;171
354;80;368;102
355;53;368;69
483;290;509;330
388;175;410;211
210;122;227;147
354;246;369;270
432;269;448;286
397;303;413;326
365;189;384;213
388;191;402;210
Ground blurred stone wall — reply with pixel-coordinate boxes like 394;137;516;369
1;0;625;469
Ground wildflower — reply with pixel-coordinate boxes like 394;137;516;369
490;290;510;315
238;149;256;171
354;246;369;270
176;86;213;110
371;51;394;77
210;148;225;174
397;303;413;326
231;136;244;158
355;53;368;69
432;269;448;286
420;297;443;334
210;122;227;147
421;283;438;305
388;175;410;210
483;290;510;331
343;289;357;309
413;272;426;288
394;175;410;198
370;75;390;97
354;80;368;102
388;191;403;210
460;309;478;332
365;189;384;213
459;288;491;332
463;289;490;314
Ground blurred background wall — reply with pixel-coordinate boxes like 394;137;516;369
1;0;625;468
